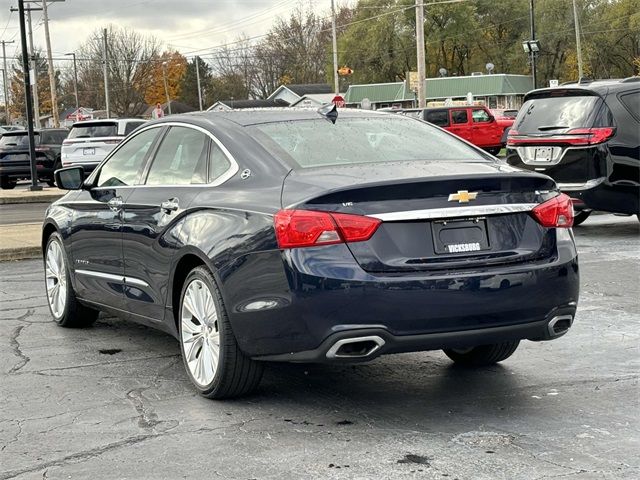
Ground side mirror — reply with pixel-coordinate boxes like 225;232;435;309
54;166;85;190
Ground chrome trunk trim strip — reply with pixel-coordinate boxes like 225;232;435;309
369;204;538;221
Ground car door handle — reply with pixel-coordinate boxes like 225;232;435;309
161;198;179;213
107;196;123;212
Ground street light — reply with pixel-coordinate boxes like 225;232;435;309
161;61;171;115
522;40;540;53
522;40;541;89
64;52;79;111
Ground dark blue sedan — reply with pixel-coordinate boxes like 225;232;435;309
42;108;579;398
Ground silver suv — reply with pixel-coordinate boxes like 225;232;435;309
61;119;146;174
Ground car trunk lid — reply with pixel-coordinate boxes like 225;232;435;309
281;162;559;273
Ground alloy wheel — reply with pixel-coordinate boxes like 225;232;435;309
180;279;220;387
45;240;67;318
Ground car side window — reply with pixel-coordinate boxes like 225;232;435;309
472;109;491;123
209;140;232;183
124;121;145;136
96;128;159;187
618;91;640;123
451;110;468;124
145;126;208;186
426;110;449;127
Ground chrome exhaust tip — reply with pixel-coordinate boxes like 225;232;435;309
548;315;574;337
326;335;385;359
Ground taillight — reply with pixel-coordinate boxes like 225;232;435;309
507;127;615;147
274;209;381;248
564;127;615;145
531;193;574;228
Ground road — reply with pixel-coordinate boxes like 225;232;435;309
0;203;48;225
0;214;638;480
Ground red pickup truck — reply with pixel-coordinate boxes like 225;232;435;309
394;106;505;155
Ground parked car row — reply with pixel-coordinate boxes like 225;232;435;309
0;118;146;189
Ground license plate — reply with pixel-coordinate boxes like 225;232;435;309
83;147;95;156
534;147;553;162
432;218;491;255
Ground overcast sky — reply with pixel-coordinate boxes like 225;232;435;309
0;0;339;65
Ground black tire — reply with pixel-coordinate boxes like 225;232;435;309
572;210;592;226
443;341;520;366
44;232;99;328
0;176;17;190
486;147;501;156
178;266;263;399
46;178;56;187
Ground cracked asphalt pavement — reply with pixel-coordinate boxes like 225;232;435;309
0;214;638;479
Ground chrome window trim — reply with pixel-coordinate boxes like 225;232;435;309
369;203;538;222
86;122;239;188
515;144;597;166
75;269;150;288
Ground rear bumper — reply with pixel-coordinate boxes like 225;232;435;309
220;231;580;361
255;306;576;363
561;179;639;214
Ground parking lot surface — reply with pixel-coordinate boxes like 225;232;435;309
0;214;638;480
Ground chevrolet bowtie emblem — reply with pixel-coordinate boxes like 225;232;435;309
448;190;478;203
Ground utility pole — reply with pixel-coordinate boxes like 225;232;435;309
529;0;537;89
415;0;426;108
572;0;584;79
65;52;78;110
330;0;339;95
162;61;171;115
41;0;62;127
1;40;15;124
17;0;42;191
102;28;110;118
195;56;203;111
27;8;41;128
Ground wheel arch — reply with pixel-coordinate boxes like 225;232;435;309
42;221;59;254
169;248;215;333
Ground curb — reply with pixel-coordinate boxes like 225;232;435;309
0;245;41;262
0;194;63;205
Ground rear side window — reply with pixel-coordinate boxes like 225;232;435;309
209;142;231;182
145;126;208;185
514;95;604;133
618;91;640;123
425;110;449;127
68;122;118;139
124;121;145;136
451;110;468;124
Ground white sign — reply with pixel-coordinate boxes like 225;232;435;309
466;92;474;105
361;98;372;110
549;79;559;88
29;70;36;86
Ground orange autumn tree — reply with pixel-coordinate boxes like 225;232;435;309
144;51;188;107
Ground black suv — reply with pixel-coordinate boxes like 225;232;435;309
506;78;639;224
0;129;68;189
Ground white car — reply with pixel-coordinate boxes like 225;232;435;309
61;119;146;174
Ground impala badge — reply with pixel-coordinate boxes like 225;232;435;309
448;190;478;203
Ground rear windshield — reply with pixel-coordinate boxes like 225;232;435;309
40;130;67;144
250;116;489;169
68;122;118;139
0;133;39;147
513;96;604;133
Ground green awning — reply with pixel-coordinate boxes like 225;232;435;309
344;75;534;104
